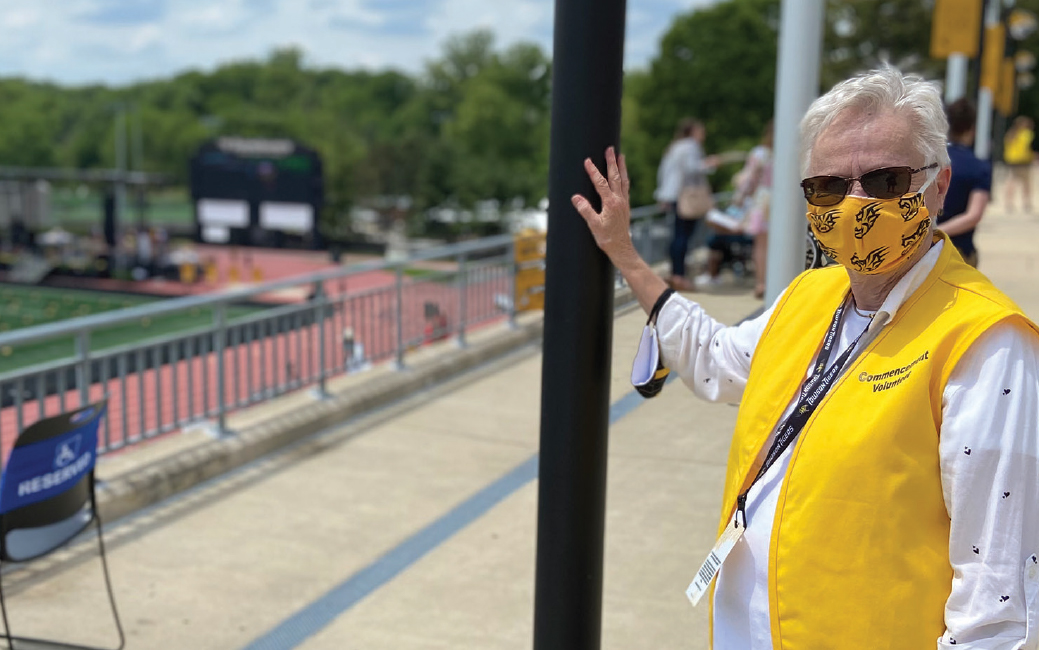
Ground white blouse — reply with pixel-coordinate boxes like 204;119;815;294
656;241;1039;649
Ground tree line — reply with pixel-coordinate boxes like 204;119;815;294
2;0;1038;236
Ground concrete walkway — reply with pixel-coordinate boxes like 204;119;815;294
5;202;1038;650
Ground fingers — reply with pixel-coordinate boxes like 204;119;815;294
584;158;611;202
606;147;622;191
571;194;599;223
618;153;630;199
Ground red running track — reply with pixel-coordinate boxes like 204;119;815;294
37;246;398;303
0;268;511;463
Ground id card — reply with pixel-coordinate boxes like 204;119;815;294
685;516;745;607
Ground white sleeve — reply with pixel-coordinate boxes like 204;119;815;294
655;290;782;403
655;147;677;202
938;320;1039;649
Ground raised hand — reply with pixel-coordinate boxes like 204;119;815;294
571;147;634;263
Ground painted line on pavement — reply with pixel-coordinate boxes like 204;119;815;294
239;383;657;650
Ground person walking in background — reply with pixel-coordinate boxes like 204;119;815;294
1002;115;1034;213
654;118;718;292
342;326;356;370
342;326;367;372
736;121;773;299
133;227;153;280
939;99;991;267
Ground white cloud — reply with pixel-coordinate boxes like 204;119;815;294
0;0;715;86
128;23;163;52
1;8;42;29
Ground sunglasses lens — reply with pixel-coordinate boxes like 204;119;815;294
802;176;848;207
860;167;912;199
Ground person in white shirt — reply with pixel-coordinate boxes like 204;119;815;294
572;66;1039;649
654;118;718;291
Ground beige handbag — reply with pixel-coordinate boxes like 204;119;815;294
676;185;713;220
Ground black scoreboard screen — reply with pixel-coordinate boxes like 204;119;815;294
189;137;324;248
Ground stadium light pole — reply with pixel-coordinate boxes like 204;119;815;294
131;103;146;227
975;0;1003;160
114;105;128;231
532;0;625;647
764;0;824;303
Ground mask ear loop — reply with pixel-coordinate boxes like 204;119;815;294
914;164;941;196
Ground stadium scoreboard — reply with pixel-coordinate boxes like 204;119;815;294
190;137;325;248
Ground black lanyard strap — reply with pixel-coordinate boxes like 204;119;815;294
735;298;871;528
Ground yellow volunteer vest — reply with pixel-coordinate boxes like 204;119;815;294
1005;129;1034;165
714;236;1039;649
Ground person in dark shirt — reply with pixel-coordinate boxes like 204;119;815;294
939;98;991;267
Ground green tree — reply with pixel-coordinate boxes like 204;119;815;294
823;0;940;89
0;30;530;237
629;0;780;206
441;41;551;208
625;0;960;207
1006;0;1039;122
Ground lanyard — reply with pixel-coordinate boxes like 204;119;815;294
735;297;871;528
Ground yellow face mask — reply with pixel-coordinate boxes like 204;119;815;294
806;176;935;275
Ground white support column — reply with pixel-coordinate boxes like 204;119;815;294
976;89;995;157
976;0;1004;159
946;53;970;103
764;0;825;304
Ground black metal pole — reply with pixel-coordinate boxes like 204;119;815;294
532;0;626;647
969;0;990;100
994;27;1016;162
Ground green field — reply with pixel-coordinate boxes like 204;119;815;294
50;187;194;228
0;284;261;372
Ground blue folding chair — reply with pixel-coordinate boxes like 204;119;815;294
0;401;124;650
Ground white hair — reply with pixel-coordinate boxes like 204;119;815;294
800;65;951;175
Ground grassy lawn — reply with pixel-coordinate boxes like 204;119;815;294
0;284;261;372
402;267;455;281
401;261;510;282
49;187;194;228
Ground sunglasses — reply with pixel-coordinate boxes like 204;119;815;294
800;163;939;207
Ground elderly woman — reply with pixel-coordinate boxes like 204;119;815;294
573;67;1039;649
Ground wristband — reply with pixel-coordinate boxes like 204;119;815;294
647;288;675;325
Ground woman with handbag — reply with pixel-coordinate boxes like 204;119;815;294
654;118;718;291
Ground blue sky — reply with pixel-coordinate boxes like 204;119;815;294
0;0;714;86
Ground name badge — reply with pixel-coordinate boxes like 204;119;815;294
685;515;745;607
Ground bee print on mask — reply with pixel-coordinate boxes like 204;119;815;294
850;247;888;273
817;241;840;261
898;193;924;222
854;202;883;239
809;209;840;234
901;218;931;254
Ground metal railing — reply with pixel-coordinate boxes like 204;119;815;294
0;235;516;460
629;204;671;266
0;196;728;462
627;192;736;269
